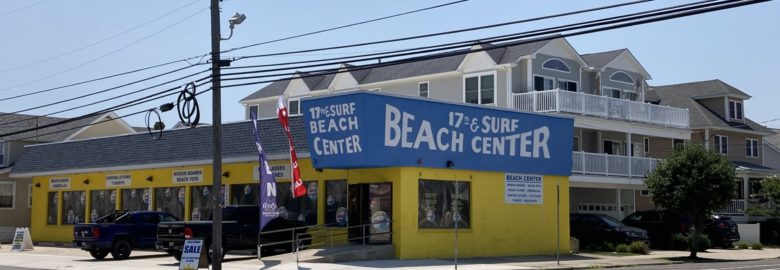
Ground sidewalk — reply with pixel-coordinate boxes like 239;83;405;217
1;245;779;270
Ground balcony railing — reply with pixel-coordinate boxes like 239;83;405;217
511;90;689;128
719;199;746;215
572;151;660;178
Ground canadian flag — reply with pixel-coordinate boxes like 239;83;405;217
278;97;307;198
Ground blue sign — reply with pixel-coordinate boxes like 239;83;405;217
301;92;573;176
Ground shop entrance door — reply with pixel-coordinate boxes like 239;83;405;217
348;182;392;244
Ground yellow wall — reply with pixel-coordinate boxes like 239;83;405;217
29;159;569;259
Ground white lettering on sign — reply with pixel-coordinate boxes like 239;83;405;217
172;169;204;184
105;174;132;187
307;102;364;156
49;178;71;189
253;165;291;180
505;173;543;204
384;104;550;158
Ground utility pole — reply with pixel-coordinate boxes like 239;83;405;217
209;0;223;269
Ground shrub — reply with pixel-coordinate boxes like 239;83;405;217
736;241;749;249
615;244;631;253
584;242;615;252
689;233;711;252
670;233;689;251
751;242;764;250
629;241;651;254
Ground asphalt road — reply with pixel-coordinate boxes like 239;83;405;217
615;258;780;270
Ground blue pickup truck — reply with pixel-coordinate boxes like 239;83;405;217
73;211;178;260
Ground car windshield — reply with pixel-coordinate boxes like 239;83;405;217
601;215;626;227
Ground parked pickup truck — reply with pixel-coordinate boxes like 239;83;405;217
156;205;310;261
73;211;179;260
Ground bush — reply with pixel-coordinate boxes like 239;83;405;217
736;241;749;249
629;241;651;254
670;233;689;251
751;242;764;250
690;234;711;252
615;244;631;253
584;242;616;252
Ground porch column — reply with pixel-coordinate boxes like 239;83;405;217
617;189;623;219
627;132;633;178
743;176;750;212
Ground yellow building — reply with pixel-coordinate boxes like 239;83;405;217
12;92;574;259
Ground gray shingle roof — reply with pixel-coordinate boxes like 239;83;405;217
241;38;556;100
647;80;771;134
581;49;626;69
0;113;103;142
11;116;307;175
766;129;780;150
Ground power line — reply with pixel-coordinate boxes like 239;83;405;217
0;0;201;74
221;0;469;54
219;0;745;85
0;5;209;93
0;0;49;17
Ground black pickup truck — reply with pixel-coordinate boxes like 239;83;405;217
74;211;179;260
156;205;310;261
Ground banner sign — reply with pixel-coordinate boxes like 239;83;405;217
49;177;71;189
105;174;132;187
11;227;34;252
172;169;204;184
252;164;290;180
179;239;207;269
505;173;543;204
302;92;573;175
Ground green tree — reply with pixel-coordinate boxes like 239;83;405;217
645;144;736;258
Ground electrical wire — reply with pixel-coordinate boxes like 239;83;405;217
0;0;49;17
0;0;201;74
0;5;209;93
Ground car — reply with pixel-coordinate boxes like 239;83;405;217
570;213;649;247
73;211;179;260
621;210;692;248
704;215;740;248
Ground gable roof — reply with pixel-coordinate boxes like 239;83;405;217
0;113;104;142
581;49;625;69
765;129;780;150
647;80;771;134
240;38;559;100
11;116;308;176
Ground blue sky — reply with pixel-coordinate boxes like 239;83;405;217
1;0;778;129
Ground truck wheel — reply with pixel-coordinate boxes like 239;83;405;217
89;250;109;260
111;240;133;260
173;251;182;261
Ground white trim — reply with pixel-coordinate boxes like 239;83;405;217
600;50;652;80
746;138;759;158
728;100;744;121
602;139;624;155
418;81;430;98
0;181;15;210
360;71;461;87
505;67;512;107
556;78;579;92
288;98;302;116
532;74;556;91
541;58;571;73
609;71;635;85
639;189;651;197
367;88;381;92
526;59;533;92
697;126;773;136
64;112;137;141
462;71;498;106
715;134;729;155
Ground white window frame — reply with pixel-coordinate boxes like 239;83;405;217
533;74;556;91
557;78;578;92
746;138;759;158
0;181;15;210
418;82;429;98
728;100;744;121
463;71;497;106
609;71;635;85
715;135;728;155
541;58;571;73
602;87;623;99
603;139;623;155
248;104;259;119
640;190;651;197
288;98;301;116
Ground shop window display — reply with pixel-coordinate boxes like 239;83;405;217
61;191;86;224
190;185;223;221
231;183;259;205
122;188;150;212
155;187;185;220
90;190;116;222
325;180;347;227
369;183;392;242
276;181;318;225
47;192;58;225
418;180;470;229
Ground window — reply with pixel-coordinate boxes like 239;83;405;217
464;74;494;105
90;190;116;222
48;192;58;224
534;76;555;91
419;180;470;229
0;141;5;166
61;191;86;224
644;137;650;153
248;105;258;119
746;139;759;157
122;188;149;212
191;185;223;221
231;184;259;205
640;190;651;197
542;58;571;73
325;180;347;227
289;99;301;116
418;82;429;98
276;180;319;225
729;100;743;120
610;71;634;84
673;139;685;150
0;181;14;209
155;187;185;220
558;79;578;92
603;140;623;155
715;135;728;154
573;137;580;152
603;87;622;99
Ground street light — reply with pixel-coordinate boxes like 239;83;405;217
210;3;246;270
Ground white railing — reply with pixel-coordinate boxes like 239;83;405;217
719;199;746;214
572;151;659;178
511;90;689;128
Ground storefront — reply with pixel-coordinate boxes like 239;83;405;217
13;91;573;259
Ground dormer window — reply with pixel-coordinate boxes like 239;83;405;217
609;71;634;84
728;100;743;120
542;58;571;73
289;99;301;116
248;105;258;119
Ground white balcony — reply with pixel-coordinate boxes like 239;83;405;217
572;151;660;178
511;90;689;128
719;199;746;215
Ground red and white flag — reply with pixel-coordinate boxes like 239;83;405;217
277;96;307;198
